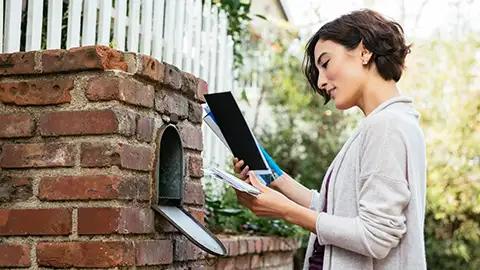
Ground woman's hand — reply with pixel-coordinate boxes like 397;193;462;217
232;157;250;181
235;171;295;220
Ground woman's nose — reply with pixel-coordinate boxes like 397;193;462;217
317;71;328;90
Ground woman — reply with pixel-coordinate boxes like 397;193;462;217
232;9;427;270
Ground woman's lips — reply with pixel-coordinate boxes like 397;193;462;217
327;87;336;99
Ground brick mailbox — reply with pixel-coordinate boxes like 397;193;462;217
0;46;224;269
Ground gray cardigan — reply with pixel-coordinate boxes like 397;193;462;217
303;96;427;270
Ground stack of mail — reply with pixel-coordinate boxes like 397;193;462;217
202;91;275;192
203;167;261;196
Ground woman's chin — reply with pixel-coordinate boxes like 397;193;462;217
333;99;352;110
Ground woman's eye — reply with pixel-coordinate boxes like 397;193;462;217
322;60;330;69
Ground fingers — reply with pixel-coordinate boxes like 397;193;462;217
240;165;249;179
248;171;267;191
233;157;250;180
233;158;244;174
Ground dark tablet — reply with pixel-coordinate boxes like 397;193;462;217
204;92;269;173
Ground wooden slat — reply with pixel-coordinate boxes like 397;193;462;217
127;0;140;52
216;10;227;92
200;0;211;81
4;0;23;52
173;0;185;68
98;0;112;45
113;0;127;50
66;0;83;49
140;0;153;54
82;0;98;46
163;0;176;63
152;0;165;60
183;0;194;73
0;0;4;52
192;0;202;77
227;36;234;92
208;5;218;93
26;0;44;51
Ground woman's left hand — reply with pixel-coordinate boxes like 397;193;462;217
235;171;295;219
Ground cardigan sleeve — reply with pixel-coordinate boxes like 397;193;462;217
315;115;411;259
309;189;321;211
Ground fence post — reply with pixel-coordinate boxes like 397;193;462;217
164;0;176;63
82;0;97;46
113;0;127;51
127;0;140;52
140;0;153;54
173;0;186;68
26;0;44;51
4;0;23;52
98;0;112;46
67;0;82;49
152;0;165;60
192;0;202;77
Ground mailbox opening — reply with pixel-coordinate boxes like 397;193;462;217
152;124;227;257
155;124;184;206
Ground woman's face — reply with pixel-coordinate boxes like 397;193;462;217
314;39;367;110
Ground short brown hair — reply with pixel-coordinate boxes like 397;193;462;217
303;9;411;103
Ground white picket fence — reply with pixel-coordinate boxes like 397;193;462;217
0;0;238;173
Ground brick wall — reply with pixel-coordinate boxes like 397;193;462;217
207;236;302;270
0;46;208;269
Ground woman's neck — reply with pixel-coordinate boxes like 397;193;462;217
357;77;400;116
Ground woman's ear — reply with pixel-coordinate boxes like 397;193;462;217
359;40;373;65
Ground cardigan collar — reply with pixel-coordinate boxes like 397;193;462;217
364;95;413;119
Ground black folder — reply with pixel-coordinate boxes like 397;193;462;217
203;92;269;173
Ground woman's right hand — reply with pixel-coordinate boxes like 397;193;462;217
233;157;250;181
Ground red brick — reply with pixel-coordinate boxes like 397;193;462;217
239;239;248;255
0;208;71;235
188;100;203;124
223;238;239;257
86;76;154;108
39;109;135;136
187;208;205;225
254;238;262;253
155;91;188;120
78;208;153;235
163;63;183;90
0;243;31;267
174;238;205;261
136;240;173;265
138;55;165;83
39;110;118;136
37;241;134;268
0;51;36;75
215;257;235;270
182;72;198;98
262;237;275;252
235;255;251;269
247;238;256;254
0;143;75;168
41;46;127;73
196;79;208;103
184;182;205;205
154;214;179;233
0;79;74;105
187;154;203;178
178;121;203;150
38;175;149;201
80;143;152;171
136;116;154;142
0;176;33;203
250;254;263;269
0;113;35;138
